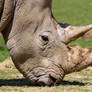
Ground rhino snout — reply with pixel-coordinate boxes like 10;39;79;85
23;62;65;86
28;73;61;86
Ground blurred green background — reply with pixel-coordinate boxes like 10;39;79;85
0;0;92;62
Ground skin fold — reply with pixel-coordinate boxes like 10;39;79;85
0;0;92;86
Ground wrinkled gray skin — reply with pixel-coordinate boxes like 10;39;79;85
0;0;92;86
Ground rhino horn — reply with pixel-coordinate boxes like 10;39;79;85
0;0;14;32
57;24;92;44
83;30;92;40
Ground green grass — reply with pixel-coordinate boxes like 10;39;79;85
52;0;92;47
70;38;92;48
0;35;9;62
52;0;92;25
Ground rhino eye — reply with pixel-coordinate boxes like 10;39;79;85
39;31;51;44
41;35;49;42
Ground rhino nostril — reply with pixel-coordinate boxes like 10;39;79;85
49;74;57;83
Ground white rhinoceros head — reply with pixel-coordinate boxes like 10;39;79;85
0;0;92;86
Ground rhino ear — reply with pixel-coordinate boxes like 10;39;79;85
0;0;14;32
57;24;92;44
0;0;4;14
83;30;92;41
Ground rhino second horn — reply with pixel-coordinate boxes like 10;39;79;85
83;30;92;41
57;24;92;44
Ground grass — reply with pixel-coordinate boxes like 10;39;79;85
0;35;9;62
70;38;92;48
0;59;92;92
52;0;92;25
53;0;92;48
0;0;92;91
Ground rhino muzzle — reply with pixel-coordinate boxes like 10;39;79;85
24;65;64;86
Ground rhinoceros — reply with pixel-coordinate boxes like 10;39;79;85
0;0;92;86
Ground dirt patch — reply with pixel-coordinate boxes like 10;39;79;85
0;57;15;70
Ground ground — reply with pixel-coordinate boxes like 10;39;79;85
0;0;92;92
0;58;92;92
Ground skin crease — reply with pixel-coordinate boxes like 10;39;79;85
0;0;92;86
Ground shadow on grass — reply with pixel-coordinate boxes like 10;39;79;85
0;78;91;87
0;78;34;87
61;80;87;86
